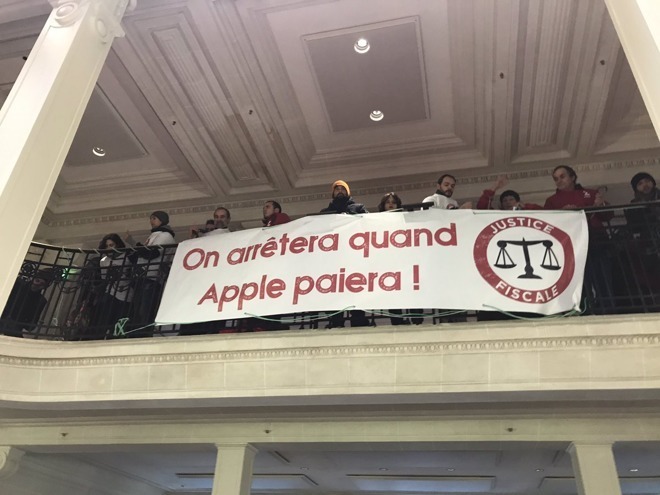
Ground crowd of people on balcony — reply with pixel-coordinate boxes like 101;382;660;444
1;167;659;339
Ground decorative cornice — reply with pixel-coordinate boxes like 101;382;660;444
2;332;659;368
41;156;660;228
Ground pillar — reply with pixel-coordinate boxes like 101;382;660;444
604;0;660;139
567;442;622;495
0;0;136;312
0;446;25;479
211;443;258;495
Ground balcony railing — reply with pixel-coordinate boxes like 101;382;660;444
1;202;659;340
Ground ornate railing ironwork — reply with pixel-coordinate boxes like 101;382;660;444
1;202;659;340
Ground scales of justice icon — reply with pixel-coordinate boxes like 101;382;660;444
494;238;561;279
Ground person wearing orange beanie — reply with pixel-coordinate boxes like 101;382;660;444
320;179;368;214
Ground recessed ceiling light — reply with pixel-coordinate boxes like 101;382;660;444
92;147;106;157
354;38;370;54
447;468;455;472
378;468;388;471
370;110;384;122
535;468;544;472
629;468;639;472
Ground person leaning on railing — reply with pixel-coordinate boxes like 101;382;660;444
544;166;614;310
125;210;176;337
543;166;613;229
321;180;371;328
0;269;53;338
626;172;660;240
624;172;660;295
90;234;135;338
377;192;424;326
476;175;542;211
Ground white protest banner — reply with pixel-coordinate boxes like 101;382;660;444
156;209;589;323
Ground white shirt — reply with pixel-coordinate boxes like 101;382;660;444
423;193;459;209
199;228;231;237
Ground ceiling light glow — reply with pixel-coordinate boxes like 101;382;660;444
354;38;370;54
370;110;384;122
629;468;639;472
92;147;106;157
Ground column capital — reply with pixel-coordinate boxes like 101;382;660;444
215;443;259;455
47;0;134;42
567;442;616;454
0;447;25;479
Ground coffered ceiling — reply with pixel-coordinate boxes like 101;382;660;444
0;0;658;244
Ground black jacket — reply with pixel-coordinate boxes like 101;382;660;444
321;196;368;215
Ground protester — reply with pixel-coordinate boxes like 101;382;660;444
263;200;291;226
321;180;368;214
0;269;53;338
126;210;176;336
423;174;472;209
543;166;612;228
626;172;660;234
91;234;134;338
476;175;542;210
544;166;613;310
192;207;231;238
378;192;402;212
190;219;216;238
320;180;370;327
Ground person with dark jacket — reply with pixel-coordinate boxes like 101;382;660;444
125;210;176;337
320;180;370;328
321;180;368;214
91;234;134;338
1;269;53;337
626;172;660;236
624;172;660;294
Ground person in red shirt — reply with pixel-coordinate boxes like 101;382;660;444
544;166;613;230
476;175;542;210
262;200;291;227
545;166;615;311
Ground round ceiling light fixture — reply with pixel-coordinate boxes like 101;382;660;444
369;110;384;122
92;146;106;157
354;37;370;54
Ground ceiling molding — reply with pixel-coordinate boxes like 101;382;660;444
41;156;660;228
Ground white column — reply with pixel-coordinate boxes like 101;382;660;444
0;0;135;312
211;443;258;495
604;0;660;139
568;442;622;495
0;446;25;479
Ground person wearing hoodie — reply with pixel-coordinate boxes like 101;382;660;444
320;180;368;214
126;210;176;336
263;200;291;227
626;172;660;236
624;172;660;296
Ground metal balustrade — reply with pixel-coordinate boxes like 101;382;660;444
1;202;659;340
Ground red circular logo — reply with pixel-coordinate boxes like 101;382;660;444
473;217;575;304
